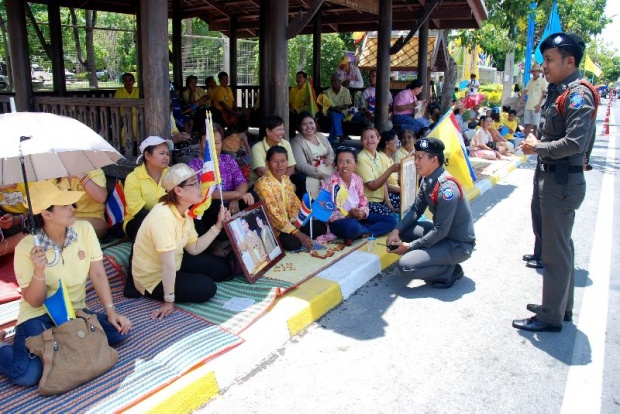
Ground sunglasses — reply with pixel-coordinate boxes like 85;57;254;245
336;146;356;152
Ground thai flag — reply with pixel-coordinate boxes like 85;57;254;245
295;193;313;228
189;114;221;219
105;179;126;227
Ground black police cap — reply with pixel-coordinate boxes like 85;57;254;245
414;138;444;154
540;32;585;54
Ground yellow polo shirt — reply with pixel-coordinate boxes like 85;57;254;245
14;221;102;325
249;138;296;187
356;148;399;203
0;183;28;214
131;202;198;295
122;164;169;231
213;85;235;112
55;169;107;220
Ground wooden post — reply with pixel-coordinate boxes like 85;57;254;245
47;0;66;96
418;13;430;100
375;0;392;132
259;0;271;119
229;17;238;97
312;12;322;93
5;0;32;111
172;0;183;88
139;0;169;142
270;0;288;129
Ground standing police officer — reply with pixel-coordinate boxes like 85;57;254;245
514;32;598;332
386;138;476;288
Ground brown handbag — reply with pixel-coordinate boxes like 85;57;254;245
25;315;119;395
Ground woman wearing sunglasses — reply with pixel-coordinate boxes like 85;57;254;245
129;164;232;320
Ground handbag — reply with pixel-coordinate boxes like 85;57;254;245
25;314;118;395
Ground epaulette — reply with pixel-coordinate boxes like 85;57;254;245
555;79;599;120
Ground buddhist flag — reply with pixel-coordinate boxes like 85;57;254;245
105;179;126;227
295;193;313;228
189;112;221;219
427;111;476;189
584;54;603;78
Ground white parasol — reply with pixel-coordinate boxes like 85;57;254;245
0;112;123;239
0;112;123;185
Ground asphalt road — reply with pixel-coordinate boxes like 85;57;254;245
201;99;620;414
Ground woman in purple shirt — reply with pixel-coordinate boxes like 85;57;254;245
392;79;430;134
194;123;255;237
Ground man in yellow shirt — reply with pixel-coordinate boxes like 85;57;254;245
518;63;548;137
114;72;139;146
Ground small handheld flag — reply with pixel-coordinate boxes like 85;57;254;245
105;179;126;227
189;111;221;219
310;189;335;222
43;280;76;326
295;193;313;228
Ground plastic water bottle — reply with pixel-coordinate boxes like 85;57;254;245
367;234;376;252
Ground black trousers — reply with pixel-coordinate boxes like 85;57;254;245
144;251;232;303
279;220;327;251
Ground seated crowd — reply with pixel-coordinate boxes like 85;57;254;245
1;62;520;390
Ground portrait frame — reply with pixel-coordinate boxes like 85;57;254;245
400;155;418;219
223;201;285;284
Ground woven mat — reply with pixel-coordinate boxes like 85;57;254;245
178;276;293;335
0;254;20;304
0;259;243;413
263;239;367;286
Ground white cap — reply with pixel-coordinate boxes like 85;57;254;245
136;136;174;164
161;163;198;192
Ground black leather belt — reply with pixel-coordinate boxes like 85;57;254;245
539;163;583;173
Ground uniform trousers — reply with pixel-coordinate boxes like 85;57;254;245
535;170;585;325
530;164;543;258
397;221;474;283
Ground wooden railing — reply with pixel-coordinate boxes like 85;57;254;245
33;96;145;157
236;85;259;109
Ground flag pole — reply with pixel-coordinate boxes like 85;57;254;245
207;110;225;203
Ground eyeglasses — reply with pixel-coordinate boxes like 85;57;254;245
181;180;201;189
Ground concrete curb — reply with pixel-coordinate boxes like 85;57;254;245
124;154;528;413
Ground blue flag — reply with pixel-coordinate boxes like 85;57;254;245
534;1;562;64
310;189;335;222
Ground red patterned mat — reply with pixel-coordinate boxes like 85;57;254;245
0;254;20;304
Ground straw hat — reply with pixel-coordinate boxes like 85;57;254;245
530;63;543;72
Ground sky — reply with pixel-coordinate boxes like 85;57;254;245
598;1;620;53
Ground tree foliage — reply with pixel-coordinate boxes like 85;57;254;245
458;0;613;69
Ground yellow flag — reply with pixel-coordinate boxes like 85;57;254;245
303;80;319;118
427;112;476;189
584;54;602;78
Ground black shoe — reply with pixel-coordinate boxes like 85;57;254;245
512;316;562;332
429;264;464;289
522;254;539;261
526;304;573;322
525;259;544;269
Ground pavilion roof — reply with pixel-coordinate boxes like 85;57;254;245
30;0;487;38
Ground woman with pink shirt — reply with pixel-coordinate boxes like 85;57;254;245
469;116;502;160
321;147;396;245
392;79;430;134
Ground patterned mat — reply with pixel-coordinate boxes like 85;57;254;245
263;239;367;286
0;259;243;413
178;276;294;335
0;254;20;304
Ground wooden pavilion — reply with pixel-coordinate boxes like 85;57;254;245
2;0;486;155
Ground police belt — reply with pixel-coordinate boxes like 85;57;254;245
538;163;583;173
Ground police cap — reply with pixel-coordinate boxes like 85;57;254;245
414;138;444;154
540;32;585;54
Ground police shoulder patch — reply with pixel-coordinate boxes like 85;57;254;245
569;91;585;109
441;187;454;201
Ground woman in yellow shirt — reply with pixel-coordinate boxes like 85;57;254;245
356;127;401;216
123;136;173;241
54;168;108;239
0;181;131;386
130;164;231;320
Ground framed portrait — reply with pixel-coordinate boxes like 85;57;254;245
400;155;418;219
224;201;285;284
